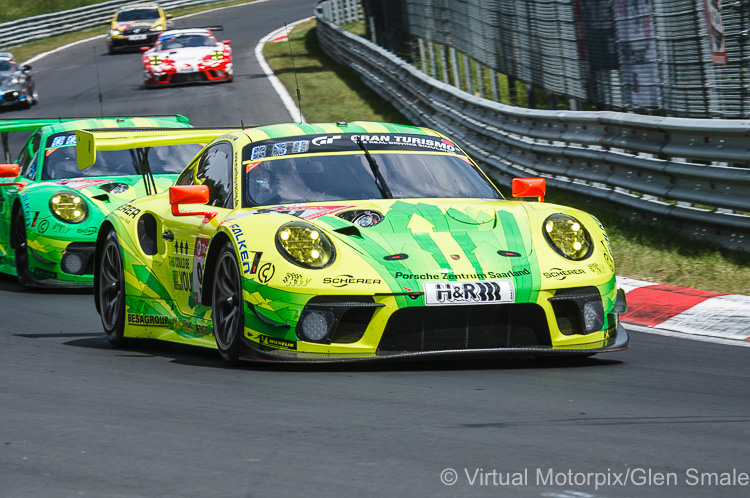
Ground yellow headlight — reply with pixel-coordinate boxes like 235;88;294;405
276;222;334;269
49;191;89;224
149;55;162;65
543;213;592;260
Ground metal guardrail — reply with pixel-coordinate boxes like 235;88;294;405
315;0;750;250
0;0;226;50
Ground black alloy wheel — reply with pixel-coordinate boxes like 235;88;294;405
12;209;32;287
99;230;127;347
212;243;243;364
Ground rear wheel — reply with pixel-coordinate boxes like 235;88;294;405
12;209;32;287
212;243;243;364
99;230;127;347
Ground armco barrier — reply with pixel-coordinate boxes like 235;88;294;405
0;0;225;49
315;0;750;251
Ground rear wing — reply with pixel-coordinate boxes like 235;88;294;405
75;126;244;195
0;115;189;162
75;127;241;170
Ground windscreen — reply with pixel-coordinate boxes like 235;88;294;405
242;133;501;206
156;34;214;50
41;132;201;180
116;8;160;22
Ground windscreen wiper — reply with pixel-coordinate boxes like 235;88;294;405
356;137;393;199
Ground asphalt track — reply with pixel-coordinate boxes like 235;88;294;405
2;1;750;496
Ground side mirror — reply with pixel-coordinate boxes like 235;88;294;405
0;164;19;177
169;185;216;220
512;177;546;202
0;164;25;189
223;40;231;46
22;64;31;72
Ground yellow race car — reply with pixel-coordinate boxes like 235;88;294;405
106;2;174;54
80;122;628;364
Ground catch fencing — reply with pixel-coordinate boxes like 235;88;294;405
316;0;750;251
0;0;227;50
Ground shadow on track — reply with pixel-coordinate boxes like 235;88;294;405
60;334;624;372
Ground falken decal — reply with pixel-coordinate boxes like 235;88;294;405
229;224;252;274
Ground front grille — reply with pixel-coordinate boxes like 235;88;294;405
170;72;208;84
377;303;551;353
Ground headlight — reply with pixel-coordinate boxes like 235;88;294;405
49;191;89;224
543;214;592;260
110;29;121;35
211;51;224;60
276;221;334;269
9;76;22;86
151;25;165;32
149;55;162;65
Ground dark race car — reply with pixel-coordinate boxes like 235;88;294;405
0;53;37;110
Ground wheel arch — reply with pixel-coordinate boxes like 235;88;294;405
93;220;117;314
200;230;233;307
9;199;24;250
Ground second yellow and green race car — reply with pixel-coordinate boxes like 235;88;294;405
82;121;628;363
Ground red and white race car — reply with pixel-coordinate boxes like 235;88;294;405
141;27;233;87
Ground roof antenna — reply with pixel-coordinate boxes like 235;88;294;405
92;46;104;118
284;22;303;123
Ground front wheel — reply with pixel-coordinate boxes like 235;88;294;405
12;209;32;288
211;243;243;364
98;230;127;347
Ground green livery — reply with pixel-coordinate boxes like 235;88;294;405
0;115;225;287
89;121;629;363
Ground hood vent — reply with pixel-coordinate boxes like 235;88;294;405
99;183;130;194
336;209;383;228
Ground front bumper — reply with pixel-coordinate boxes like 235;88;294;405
238;323;629;363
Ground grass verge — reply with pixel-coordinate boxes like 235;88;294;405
263;19;750;295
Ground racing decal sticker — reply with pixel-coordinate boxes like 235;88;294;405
282;272;310;287
193;237;209;303
323;275;382;287
229;224;252;274
394;268;530;281
543;268;586;280
423;280;515;306
225;205;353;223
127;313;170;327
114;203;141;222
258;263;275;284
588;262;608;275
53;178;110;190
257;334;297;350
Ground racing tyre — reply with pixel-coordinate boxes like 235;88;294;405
212;243;244;364
99;230;127;347
12;209;32;288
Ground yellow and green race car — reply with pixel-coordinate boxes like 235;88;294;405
106;2;174;54
84;121;628;363
0;116;230;288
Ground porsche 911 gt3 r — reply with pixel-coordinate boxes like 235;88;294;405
142;27;232;87
0;116;230;288
86;122;628;363
107;2;174;54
